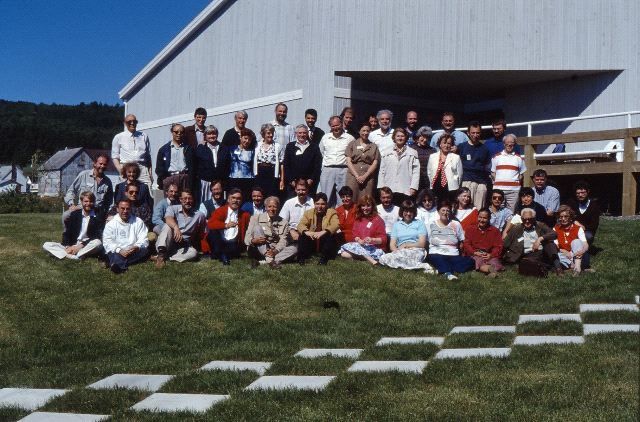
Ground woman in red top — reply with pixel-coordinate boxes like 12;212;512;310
335;186;356;244
338;195;387;265
454;187;478;232
553;205;590;276
462;208;503;277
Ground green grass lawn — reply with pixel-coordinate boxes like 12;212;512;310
0;214;638;421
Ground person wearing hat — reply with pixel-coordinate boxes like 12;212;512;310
410;125;436;191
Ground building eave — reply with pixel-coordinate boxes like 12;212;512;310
118;0;232;101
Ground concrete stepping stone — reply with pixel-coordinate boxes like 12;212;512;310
294;348;363;359
579;304;639;313
583;324;640;335
635;295;639;304
87;374;173;392
18;412;109;421
513;335;584;345
244;375;335;392
200;361;272;375
434;348;511;359
347;361;428;374
375;337;445;346
0;388;69;411
518;314;581;323
449;326;516;334
130;393;229;413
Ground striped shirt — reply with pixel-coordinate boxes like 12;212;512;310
491;151;526;191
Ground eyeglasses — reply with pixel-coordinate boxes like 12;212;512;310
125;120;138;124
522;217;536;222
127;191;139;195
492;196;503;200
172;130;184;134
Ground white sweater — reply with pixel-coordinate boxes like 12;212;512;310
102;214;149;253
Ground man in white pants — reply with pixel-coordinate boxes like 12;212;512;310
155;189;206;268
43;192;104;260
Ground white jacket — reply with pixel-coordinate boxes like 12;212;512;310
427;152;463;190
377;147;420;195
102;214;149;253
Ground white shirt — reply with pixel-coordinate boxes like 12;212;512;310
76;210;95;244
102;214;149;253
578;199;590;214
279;196;314;229
111;129;151;165
369;128;395;155
377;204;400;234
207;142;219;166
272;120;295;149
319;132;354;166
491;151;526;191
224;207;239;240
195;126;205;144
294;140;310;154
417;206;438;227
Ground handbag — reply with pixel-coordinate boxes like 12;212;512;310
518;257;548;278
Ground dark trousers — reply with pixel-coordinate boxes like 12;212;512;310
428;254;474;274
255;165;280;197
297;232;338;261
107;249;147;272
207;229;243;259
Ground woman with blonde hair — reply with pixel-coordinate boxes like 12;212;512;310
339;195;387;265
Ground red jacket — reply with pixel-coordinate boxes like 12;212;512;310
336;205;357;242
463;224;503;258
207;205;250;245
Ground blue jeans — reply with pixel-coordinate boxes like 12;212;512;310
428;254;474;275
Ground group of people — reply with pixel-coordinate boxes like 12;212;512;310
43;104;601;278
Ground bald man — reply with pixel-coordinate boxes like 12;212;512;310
111;113;153;189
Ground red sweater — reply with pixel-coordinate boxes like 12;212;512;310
462;224;503;258
336;205;357;242
352;216;387;249
207;205;250;245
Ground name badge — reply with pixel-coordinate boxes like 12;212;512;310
466;154;471;161
295;150;303;155
356;145;364;150
517;237;524;242
234;150;241;155
366;221;373;229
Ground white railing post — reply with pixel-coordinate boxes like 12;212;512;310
627;113;632;128
527;124;532;137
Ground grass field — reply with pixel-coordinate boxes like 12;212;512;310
0;214;638;421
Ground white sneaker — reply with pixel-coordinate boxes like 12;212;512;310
446;274;458;281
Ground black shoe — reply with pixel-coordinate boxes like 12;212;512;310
318;257;328;265
220;254;231;265
250;259;260;268
110;263;124;274
297;259;306;266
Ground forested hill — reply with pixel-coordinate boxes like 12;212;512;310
0;100;124;166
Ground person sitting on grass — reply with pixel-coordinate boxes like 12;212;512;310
416;188;438;227
502;208;563;275
43;191;104;261
296;192;340;265
335;185;356;244
154;189;206;268
379;199;434;273
377;186;400;250
462;208;504;278
152;183;179;235
488;188;514;238
553;205;592;276
513;187;549;226
206;188;250;265
198;180;226;219
107;183;153;229
102;199;149;274
113;162;153;209
426;199;474;280
240;186;266;216
565;180;601;246
339;195;387;265
453;187;478;231
245;196;298;269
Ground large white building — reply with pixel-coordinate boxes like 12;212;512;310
119;0;640;165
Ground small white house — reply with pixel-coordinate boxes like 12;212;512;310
0;165;28;194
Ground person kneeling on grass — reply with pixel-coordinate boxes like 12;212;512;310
462;208;504;278
296;192;340;265
553;205;592;276
339;195;387;265
206;188;250;265
245;196;298;269
102;199;149;273
154;189;206;268
426;199;474;280
378;199;435;273
43;191;104;260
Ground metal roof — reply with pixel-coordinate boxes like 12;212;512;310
40;147;84;171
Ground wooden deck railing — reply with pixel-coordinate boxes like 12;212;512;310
520;128;640;216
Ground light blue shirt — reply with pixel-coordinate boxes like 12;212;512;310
534;185;560;213
391;219;427;246
430;130;469;148
490;206;513;231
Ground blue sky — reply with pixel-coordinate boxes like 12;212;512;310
0;0;211;105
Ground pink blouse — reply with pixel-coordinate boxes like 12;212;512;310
352;216;387;249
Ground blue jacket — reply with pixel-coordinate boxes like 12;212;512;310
155;141;196;190
194;143;231;182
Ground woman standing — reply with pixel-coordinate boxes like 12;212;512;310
253;123;285;197
345;123;380;200
427;199;474;280
339;195;387;265
410;126;437;191
377;128;420;205
195;125;230;205
553;205;591;276
453;187;478;231
228;128;256;200
427;133;462;202
378;199;435;273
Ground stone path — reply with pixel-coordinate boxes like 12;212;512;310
5;297;638;418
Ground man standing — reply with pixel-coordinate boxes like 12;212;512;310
152;183;179;235
272;103;295;149
458;121;492;209
404;110;419;145
491;134;526;211
484;118;522;156
64;153;113;220
102;199;149;273
221;110;248;148
44;192;104;260
340;107;357;137
284;126;323;196
280;178;315;241
318;116;355;207
305;108;325;145
531;169;560;221
155;123;195;192
111;114;153;189
206;188;250;265
369;109;395;155
155;189;206;267
566;180;600;244
184;107;207;149
429;112;469;149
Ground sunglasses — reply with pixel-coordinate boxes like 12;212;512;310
522;217;536;222
172;130;184;134
492;196;503;200
125;120;138;124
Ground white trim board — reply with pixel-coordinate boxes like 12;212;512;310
137;89;303;131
